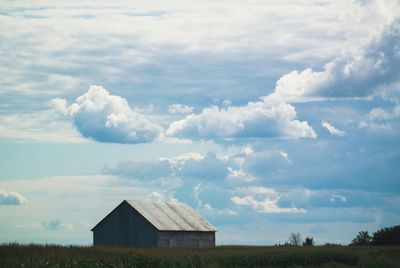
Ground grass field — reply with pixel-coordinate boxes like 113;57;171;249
1;243;400;267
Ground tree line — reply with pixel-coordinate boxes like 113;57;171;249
350;225;400;246
278;225;400;246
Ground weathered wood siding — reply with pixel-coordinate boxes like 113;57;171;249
93;202;158;247
157;231;215;247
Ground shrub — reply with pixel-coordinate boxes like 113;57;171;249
303;237;314;246
350;231;371;245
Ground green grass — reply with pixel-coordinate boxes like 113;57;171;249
0;243;399;267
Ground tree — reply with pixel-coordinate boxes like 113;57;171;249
288;232;302;246
371;225;400;245
350;231;371;245
303;236;314;246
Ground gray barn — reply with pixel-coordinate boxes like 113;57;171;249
91;200;216;247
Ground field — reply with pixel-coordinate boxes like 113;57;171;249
1;244;400;268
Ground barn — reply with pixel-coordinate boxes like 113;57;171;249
91;200;216;247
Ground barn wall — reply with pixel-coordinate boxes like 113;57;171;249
93;201;158;247
157;231;215;247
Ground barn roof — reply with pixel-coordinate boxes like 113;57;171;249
125;200;216;232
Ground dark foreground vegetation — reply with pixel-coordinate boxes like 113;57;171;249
1;243;400;268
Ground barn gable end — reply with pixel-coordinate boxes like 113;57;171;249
91;200;216;247
92;201;158;247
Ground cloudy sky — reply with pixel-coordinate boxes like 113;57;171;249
1;0;399;245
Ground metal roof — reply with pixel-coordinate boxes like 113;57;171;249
126;200;216;232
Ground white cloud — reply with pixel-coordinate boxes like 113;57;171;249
167;97;316;140
174;152;229;180
160;152;204;165
272;17;400;102
0;190;27;206
227;168;255;183
2;0;398;145
246;186;278;196
279;151;292;164
103;160;173;180
168;104;194;114
167;12;400;141
53;85;162;144
218;209;238;216
191;183;204;208
147;191;180;203
190;184;214;211
148;191;165;202
17;220;74;231
0;109;85;143
232;186;306;213
16;223;41;229
359;106;400;133
321;121;346;136
241;146;254;155
105;151;229;181
42;219;73;231
231;195;305;214
222;99;232;107
330;195;347;203
204;203;213;210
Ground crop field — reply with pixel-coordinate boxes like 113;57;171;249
1;243;400;268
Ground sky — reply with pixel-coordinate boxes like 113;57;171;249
0;0;399;246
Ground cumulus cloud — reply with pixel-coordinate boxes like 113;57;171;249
163;15;398;143
272;18;400;102
53;85;162;144
0;191;27;206
167;97;316;140
321;121;346;136
359;106;400;133
168;104;194;114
